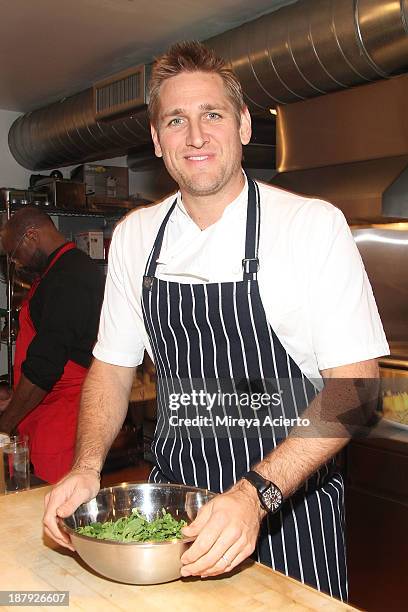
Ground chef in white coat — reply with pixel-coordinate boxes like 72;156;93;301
43;41;388;600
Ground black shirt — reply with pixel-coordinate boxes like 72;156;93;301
22;244;105;392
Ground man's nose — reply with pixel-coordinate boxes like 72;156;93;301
186;120;209;148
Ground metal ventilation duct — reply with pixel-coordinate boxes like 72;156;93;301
208;0;408;109
8;0;408;171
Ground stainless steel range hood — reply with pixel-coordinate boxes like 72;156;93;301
273;156;408;220
272;74;408;220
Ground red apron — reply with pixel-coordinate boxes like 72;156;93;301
14;243;88;484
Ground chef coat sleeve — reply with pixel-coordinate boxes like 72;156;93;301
93;219;146;367
22;279;94;391
307;205;389;370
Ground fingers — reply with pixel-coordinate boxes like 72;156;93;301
43;523;74;551
181;526;252;577
43;474;99;550
181;502;221;567
56;487;91;518
43;491;75;551
180;489;261;578
181;500;213;539
200;538;255;577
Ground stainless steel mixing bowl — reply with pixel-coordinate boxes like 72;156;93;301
61;482;216;584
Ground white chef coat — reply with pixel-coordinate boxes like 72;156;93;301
93;178;389;384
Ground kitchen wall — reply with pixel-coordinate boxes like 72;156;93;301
0;110;32;188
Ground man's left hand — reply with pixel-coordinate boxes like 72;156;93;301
180;480;265;577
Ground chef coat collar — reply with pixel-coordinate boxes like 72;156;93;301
155;173;249;278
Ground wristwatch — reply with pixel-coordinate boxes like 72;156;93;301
243;470;283;513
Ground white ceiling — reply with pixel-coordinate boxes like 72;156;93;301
0;0;296;113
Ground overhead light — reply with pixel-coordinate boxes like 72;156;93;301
269;108;277;116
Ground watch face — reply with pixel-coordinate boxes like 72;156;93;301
262;485;282;512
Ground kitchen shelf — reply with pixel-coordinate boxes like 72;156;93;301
0;204;126;220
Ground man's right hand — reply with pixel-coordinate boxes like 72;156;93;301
0;385;11;413
43;470;101;551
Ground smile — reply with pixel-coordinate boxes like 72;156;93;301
185;155;211;161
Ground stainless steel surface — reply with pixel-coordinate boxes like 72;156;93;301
272;156;408;220
351;224;408;347
380;357;408;370
94;64;148;121
273;72;408;219
33;179;86;209
209;0;408;108
275;73;408;172
8;0;408;170
62;483;216;585
379;343;408;370
8;88;150;171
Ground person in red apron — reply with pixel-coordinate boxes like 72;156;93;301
0;207;104;483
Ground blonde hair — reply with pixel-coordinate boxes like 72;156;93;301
148;40;245;128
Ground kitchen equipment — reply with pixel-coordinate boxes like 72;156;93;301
0;187;51;209
86;194;148;212
32;178;86;209
351;223;408;419
71;164;129;199
11;277;31;311
75;231;104;260
61;482;216;584
0;188;30;207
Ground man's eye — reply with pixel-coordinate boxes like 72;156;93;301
169;118;184;126
207;112;221;120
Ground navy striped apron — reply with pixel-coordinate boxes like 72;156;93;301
141;177;347;601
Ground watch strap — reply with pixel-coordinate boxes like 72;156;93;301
243;470;283;513
243;470;270;493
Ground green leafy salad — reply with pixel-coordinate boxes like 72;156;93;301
76;508;187;543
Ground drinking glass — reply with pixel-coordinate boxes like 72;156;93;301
0;435;30;494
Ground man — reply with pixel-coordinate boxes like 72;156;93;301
0;207;104;483
43;42;388;600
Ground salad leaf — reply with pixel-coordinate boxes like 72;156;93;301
76;508;187;542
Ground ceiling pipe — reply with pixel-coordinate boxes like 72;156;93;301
8;0;408;171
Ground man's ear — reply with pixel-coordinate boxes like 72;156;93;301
151;124;163;158
25;227;39;246
239;106;252;146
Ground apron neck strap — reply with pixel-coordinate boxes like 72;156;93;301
42;242;76;279
242;175;260;282
144;199;177;279
143;175;261;282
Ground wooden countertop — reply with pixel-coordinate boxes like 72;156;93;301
0;487;359;612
